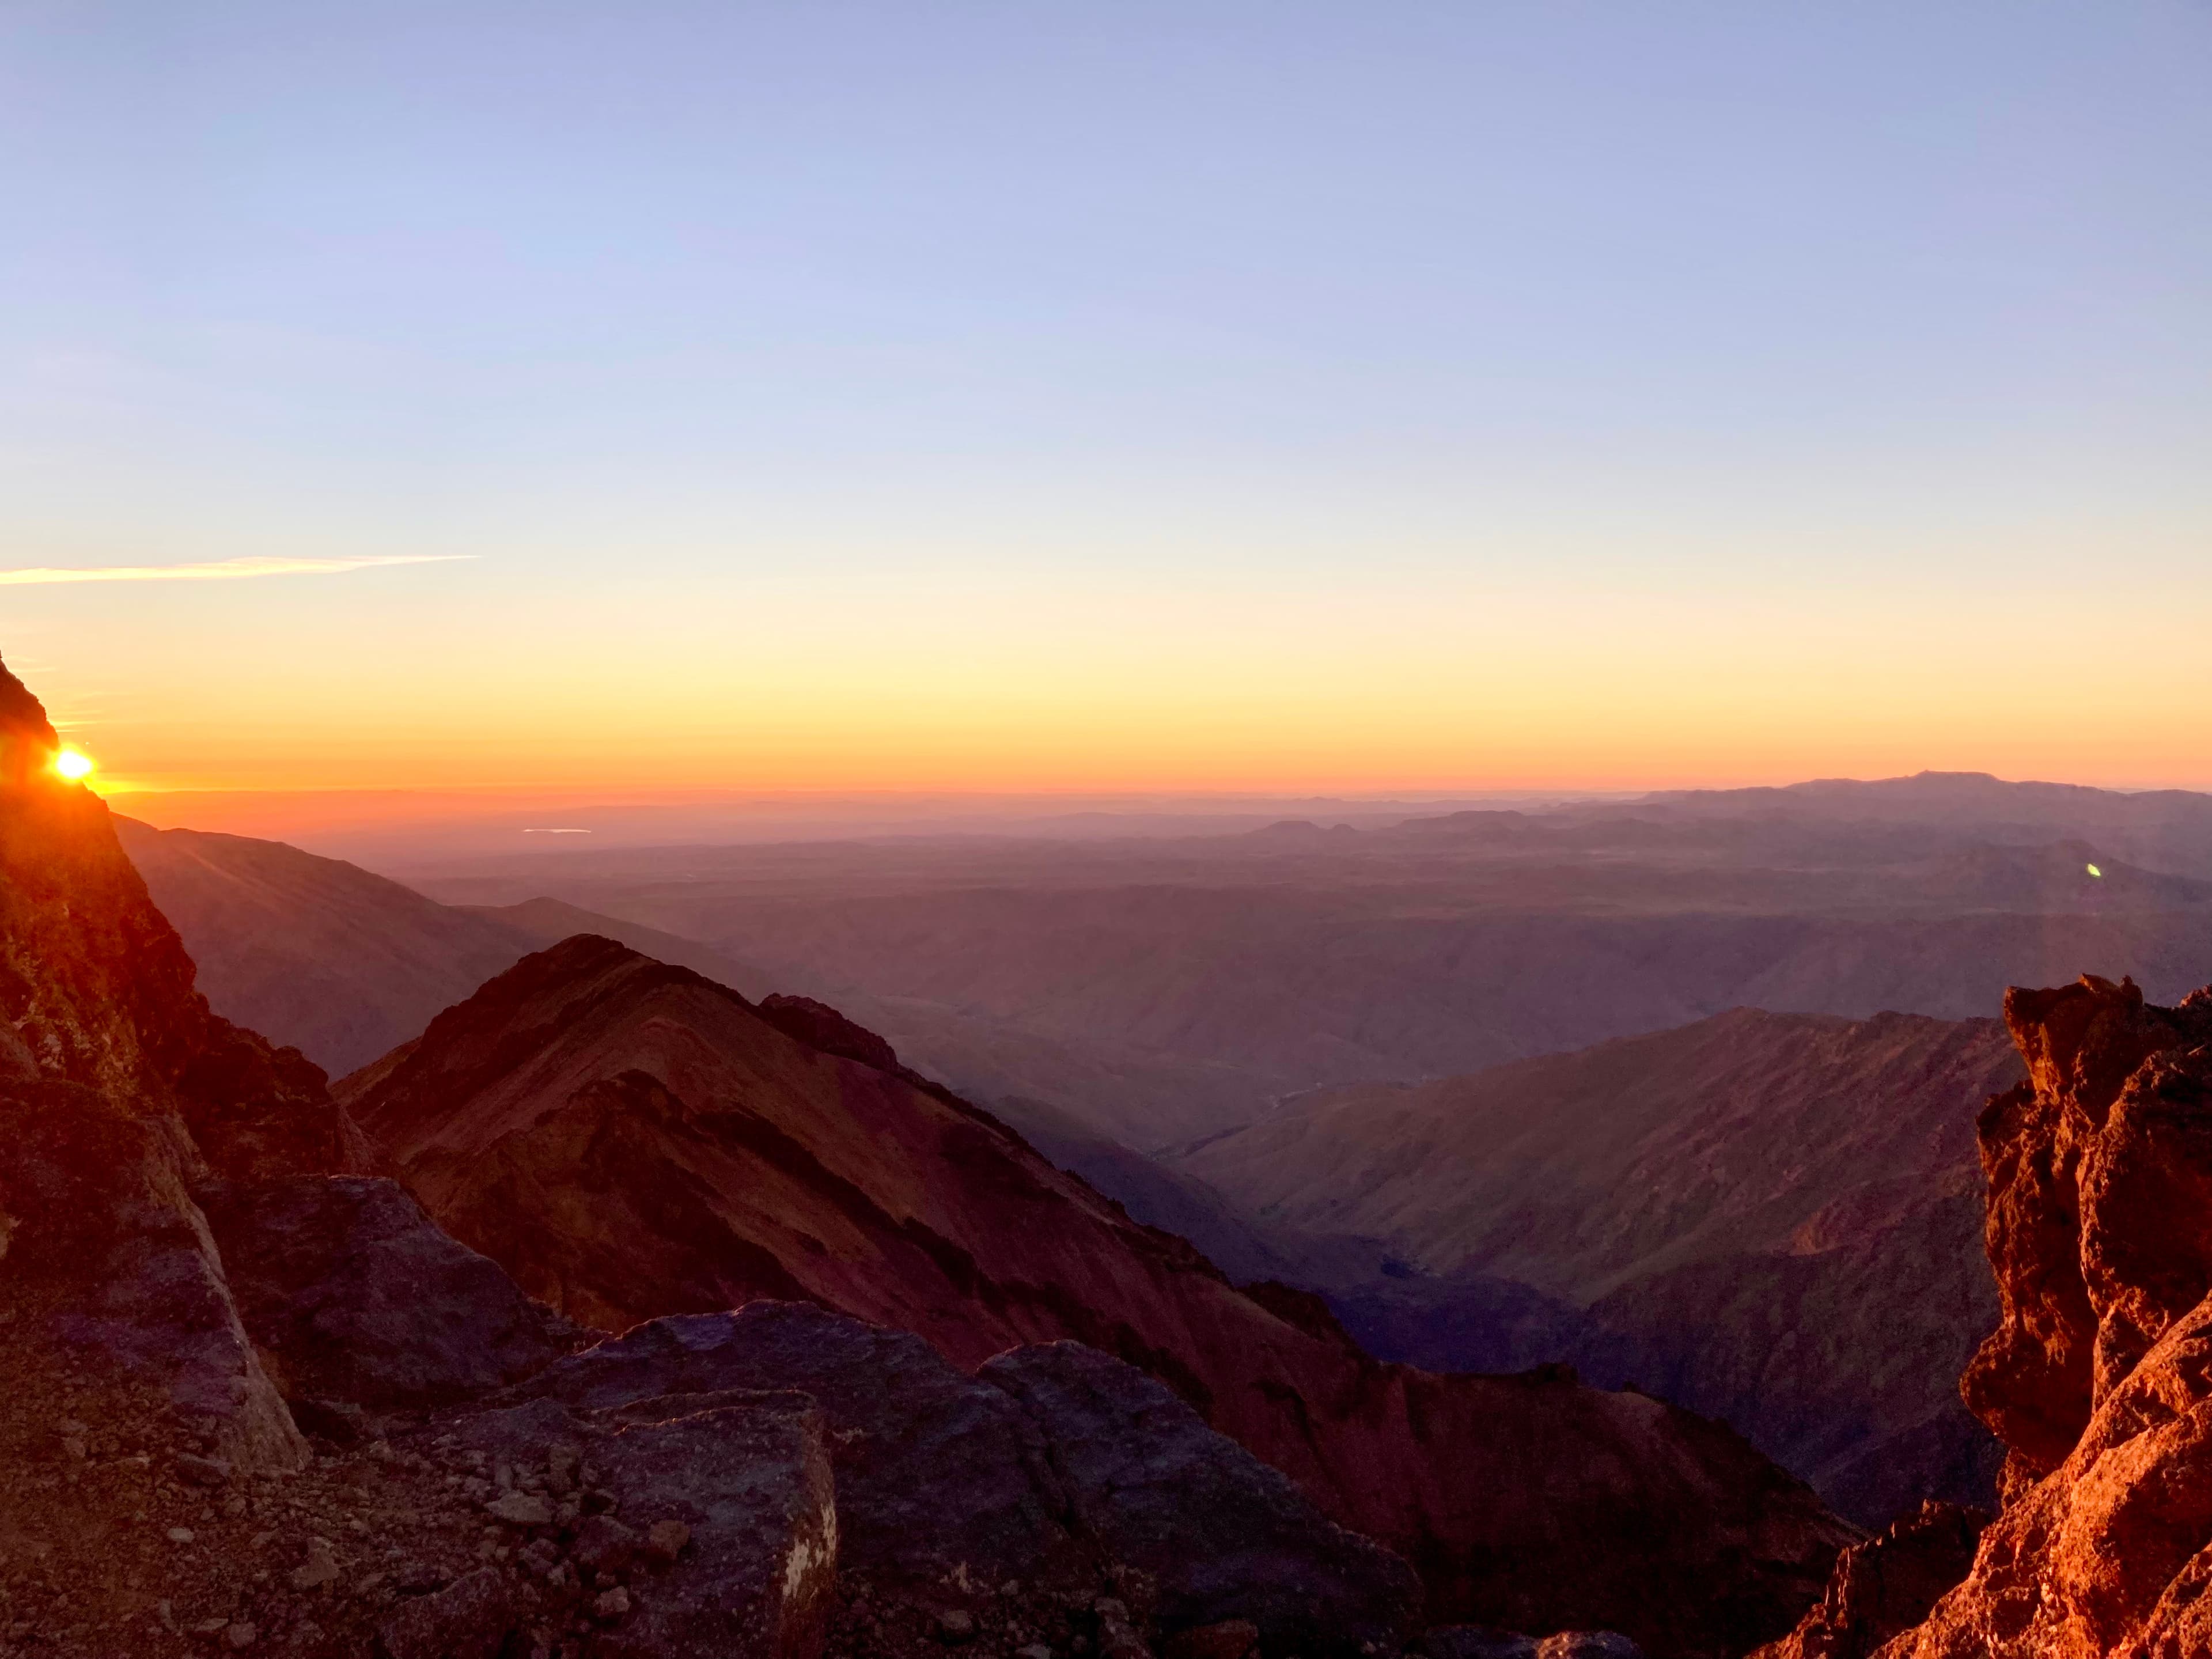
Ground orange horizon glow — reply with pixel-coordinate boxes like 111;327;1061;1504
18;531;2212;807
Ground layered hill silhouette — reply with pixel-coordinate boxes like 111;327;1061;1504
118;819;772;1076
399;783;2212;1145
1179;1009;2027;1524
337;933;1853;1650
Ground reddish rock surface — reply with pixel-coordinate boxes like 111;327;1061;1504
344;934;1855;1655
198;1175;595;1411
1791;975;2212;1659
1747;1501;1985;1659
1962;975;2212;1500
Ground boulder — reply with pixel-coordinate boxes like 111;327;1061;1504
980;1341;1419;1654
430;1387;838;1659
0;1078;305;1476
199;1174;590;1411
498;1301;1092;1599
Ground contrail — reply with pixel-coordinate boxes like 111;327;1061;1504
0;554;472;586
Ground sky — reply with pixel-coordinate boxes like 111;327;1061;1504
3;1;2209;798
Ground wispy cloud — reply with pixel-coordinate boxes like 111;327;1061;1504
0;554;471;586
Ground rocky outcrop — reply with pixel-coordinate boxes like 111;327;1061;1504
198;1175;594;1412
1746;1502;1985;1659
1960;975;2212;1501
491;1300;1416;1657
0;1077;307;1479
979;1340;1421;1652
422;1389;839;1659
344;934;1855;1654
1770;975;2212;1659
498;1301;1103;1608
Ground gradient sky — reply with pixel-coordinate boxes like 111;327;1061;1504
3;1;2209;794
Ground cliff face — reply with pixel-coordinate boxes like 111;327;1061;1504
0;662;360;1180
1961;975;2212;1502
1776;975;2212;1659
344;935;1856;1656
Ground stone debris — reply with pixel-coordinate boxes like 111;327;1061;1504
482;1490;554;1528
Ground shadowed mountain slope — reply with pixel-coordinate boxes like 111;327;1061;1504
1181;1009;2026;1524
340;934;1854;1655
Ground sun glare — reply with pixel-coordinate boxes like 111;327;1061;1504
52;747;95;782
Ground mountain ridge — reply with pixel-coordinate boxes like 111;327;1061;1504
339;930;1855;1652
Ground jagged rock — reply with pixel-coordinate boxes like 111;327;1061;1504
496;1301;1092;1599
756;992;905;1074
1876;978;2212;1657
198;1175;590;1410
1961;975;2212;1497
1748;1501;1985;1659
427;1387;838;1658
980;1340;1419;1654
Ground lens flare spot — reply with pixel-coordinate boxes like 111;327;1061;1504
52;747;94;782
2086;863;2103;878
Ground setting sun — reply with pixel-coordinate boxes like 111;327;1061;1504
52;747;95;782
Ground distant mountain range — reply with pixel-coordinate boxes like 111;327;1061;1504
1176;1007;2027;1524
